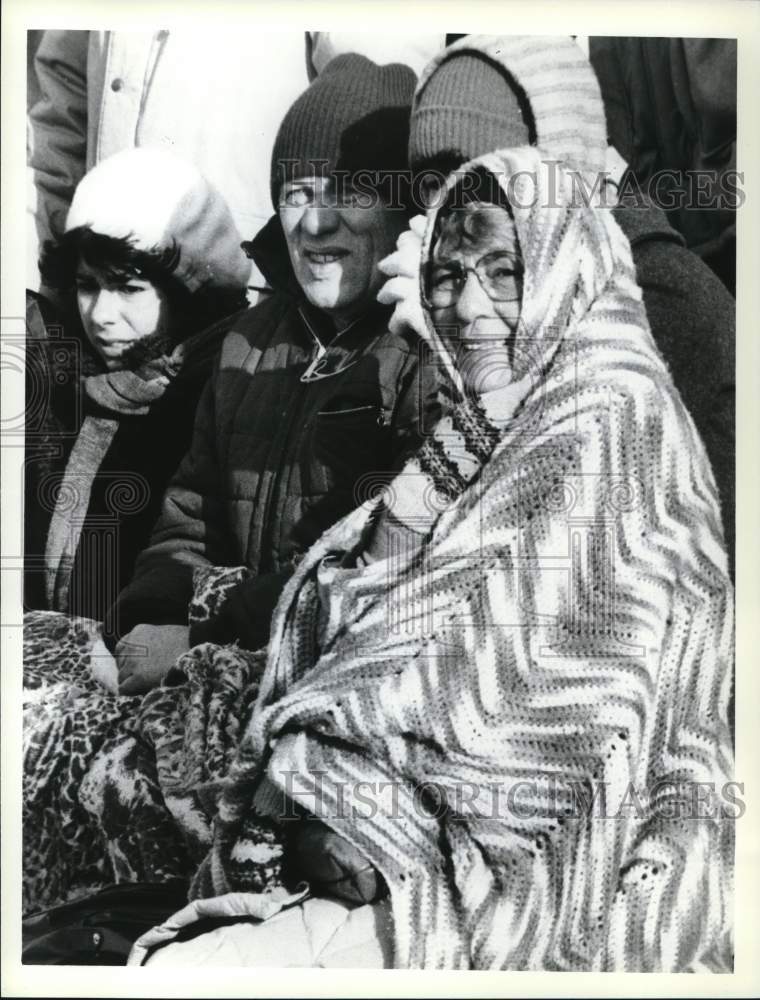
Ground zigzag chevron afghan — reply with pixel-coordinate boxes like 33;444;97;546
197;149;734;971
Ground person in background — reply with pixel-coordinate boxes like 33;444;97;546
589;36;737;296
24;147;250;623
390;33;735;575
27;29;446;300
108;54;434;695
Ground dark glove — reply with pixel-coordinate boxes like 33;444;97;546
285;817;387;905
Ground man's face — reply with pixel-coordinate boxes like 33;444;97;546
279;175;407;329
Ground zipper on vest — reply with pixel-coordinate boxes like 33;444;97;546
298;308;366;383
257;308;386;567
300;337;327;382
258;307;353;569
256;367;312;573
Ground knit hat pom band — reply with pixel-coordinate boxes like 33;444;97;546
411;103;531;174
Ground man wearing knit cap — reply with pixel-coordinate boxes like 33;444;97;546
388;35;734;573
268;53;417;326
110;55;433;689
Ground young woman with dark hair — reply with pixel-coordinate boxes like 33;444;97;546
24;147;250;621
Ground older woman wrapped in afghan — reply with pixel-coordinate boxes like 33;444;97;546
149;144;735;972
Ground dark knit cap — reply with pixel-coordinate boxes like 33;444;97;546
270;53;417;207
409;51;534;172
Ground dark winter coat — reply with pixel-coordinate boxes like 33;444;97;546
108;224;433;649
591;37;737;293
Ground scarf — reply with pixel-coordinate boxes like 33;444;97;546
197;150;734;970
43;317;235;612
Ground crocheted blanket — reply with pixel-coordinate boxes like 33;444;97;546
194;151;735;971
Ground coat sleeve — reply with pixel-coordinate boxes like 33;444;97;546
27;30;90;289
105;371;233;644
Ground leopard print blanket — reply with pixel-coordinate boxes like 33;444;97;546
23;567;285;915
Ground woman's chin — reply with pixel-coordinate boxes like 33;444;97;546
99;353;127;372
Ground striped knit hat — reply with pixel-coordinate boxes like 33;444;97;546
410;35;607;180
270;53;417;207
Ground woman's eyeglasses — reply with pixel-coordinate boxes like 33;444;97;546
426;251;523;309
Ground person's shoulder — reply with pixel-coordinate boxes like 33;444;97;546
613;199;684;250
614;201;734;315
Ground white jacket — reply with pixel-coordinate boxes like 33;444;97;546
27;29;446;291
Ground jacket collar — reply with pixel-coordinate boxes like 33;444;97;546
295;299;391;383
243;213;301;296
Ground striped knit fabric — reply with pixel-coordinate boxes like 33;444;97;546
411;35;608;183
198;149;734;971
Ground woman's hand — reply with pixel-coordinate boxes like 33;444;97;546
89;637;119;694
376;215;428;341
115;624;190;696
378;215;466;398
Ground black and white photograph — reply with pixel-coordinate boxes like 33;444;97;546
2;0;758;994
